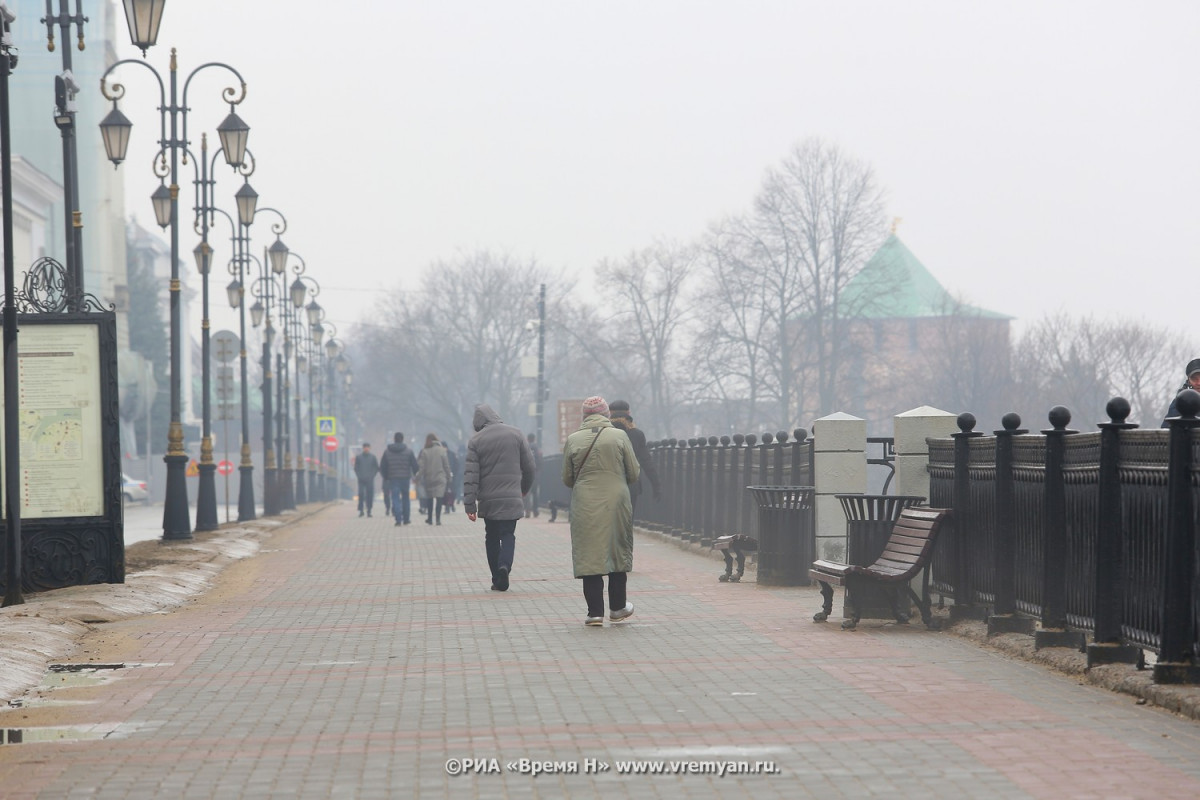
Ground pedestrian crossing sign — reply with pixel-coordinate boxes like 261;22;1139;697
316;416;337;436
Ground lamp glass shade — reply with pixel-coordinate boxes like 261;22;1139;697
122;0;165;54
150;184;172;229
216;111;249;168
250;299;264;328
305;301;322;326
284;339;293;359
226;279;242;309
290;278;306;308
193;241;213;275
296;355;308;374
311;322;324;346
268;238;289;274
325;339;338;360
99;106;133;165
235;181;258;227
335;353;348;373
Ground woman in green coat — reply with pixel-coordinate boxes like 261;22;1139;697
561;396;641;626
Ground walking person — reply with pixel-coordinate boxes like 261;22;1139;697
523;433;542;518
608;399;662;515
353;442;380;518
1161;358;1200;426
464;404;537;592
417;433;453;526
562;396;640;626
378;432;419;526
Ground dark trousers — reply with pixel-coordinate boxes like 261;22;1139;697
389;479;411;523
582;572;627;618
484;517;518;582
426;497;445;524
357;479;375;514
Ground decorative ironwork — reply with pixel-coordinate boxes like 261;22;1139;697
6;257;111;314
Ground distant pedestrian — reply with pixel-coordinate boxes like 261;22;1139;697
464;404;536;592
1161;358;1200;427
523;432;542;518
608;399;661;515
562;396;640;626
353;442;380;518
417;433;453;526
378;432;419;525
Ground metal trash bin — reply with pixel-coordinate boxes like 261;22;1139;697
748;486;814;586
835;494;925;618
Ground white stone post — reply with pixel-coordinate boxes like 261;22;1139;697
893;406;959;503
812;412;866;562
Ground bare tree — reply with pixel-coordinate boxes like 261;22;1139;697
748;138;889;425
594;240;697;433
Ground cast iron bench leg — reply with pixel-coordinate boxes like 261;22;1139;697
731;548;745;582
841;577;861;630
887;587;911;624
814;580;834;622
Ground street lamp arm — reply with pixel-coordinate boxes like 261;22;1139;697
100;59;166;105
253;206;288;237
181;63;247;108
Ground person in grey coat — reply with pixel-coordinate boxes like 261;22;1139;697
464;404;537;592
353;442;380;517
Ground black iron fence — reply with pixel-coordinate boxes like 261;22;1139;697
928;396;1200;682
540;429;815;545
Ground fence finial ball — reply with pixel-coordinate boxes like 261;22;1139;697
776;430;789;443
732;433;745;446
1001;412;1022;431
720;435;731;446
1048;405;1072;430
745;433;757;446
708;436;719;446
794;428;808;443
1106;397;1131;424
957;413;976;433
762;432;774;444
1176;388;1200;419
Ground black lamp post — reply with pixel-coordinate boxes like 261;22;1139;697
40;0;87;297
246;223;289;516
191;138;255;531
283;262;318;507
100;22;250;540
1;1;23;607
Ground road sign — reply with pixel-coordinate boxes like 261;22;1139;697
186;459;200;477
317;416;337;436
217;460;234;476
212;330;240;364
323;436;339;452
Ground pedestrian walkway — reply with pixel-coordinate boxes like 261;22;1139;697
1;502;1199;799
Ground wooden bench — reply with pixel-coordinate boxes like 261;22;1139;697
713;534;758;582
810;506;952;630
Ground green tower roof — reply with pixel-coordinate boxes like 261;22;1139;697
844;235;1010;320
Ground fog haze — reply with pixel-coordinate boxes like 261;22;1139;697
114;1;1199;337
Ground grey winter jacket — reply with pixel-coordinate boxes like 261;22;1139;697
463;404;536;520
378;441;418;482
353;451;380;482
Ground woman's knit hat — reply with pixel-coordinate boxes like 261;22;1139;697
582;396;610;418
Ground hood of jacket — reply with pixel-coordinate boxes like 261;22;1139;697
473;404;503;432
386;441;410;456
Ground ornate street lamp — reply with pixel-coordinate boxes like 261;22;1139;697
101;31;250;540
121;0;165;56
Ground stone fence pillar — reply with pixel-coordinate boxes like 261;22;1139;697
893;406;958;501
812;412;866;561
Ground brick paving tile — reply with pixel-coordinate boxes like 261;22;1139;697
0;502;1198;799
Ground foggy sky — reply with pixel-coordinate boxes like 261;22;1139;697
113;1;1199;345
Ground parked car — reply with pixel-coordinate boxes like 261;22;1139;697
122;474;148;504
